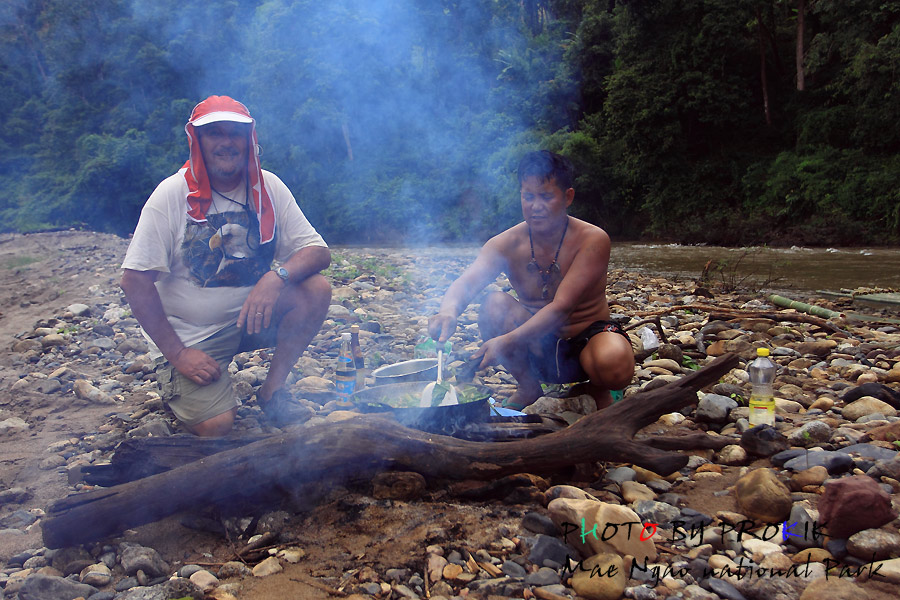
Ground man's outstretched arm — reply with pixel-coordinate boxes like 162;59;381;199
429;236;507;343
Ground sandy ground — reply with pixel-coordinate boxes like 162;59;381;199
0;232;130;559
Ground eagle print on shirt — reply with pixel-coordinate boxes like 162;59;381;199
181;208;274;287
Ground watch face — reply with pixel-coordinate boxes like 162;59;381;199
276;267;289;280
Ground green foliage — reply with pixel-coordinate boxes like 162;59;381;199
324;252;405;285
1;0;898;245
682;355;700;371
745;149;900;243
3;255;42;270
368;350;387;368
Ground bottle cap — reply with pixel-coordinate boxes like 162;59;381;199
757;347;770;357
351;324;359;334
341;332;351;341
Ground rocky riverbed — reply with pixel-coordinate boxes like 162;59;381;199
1;231;900;600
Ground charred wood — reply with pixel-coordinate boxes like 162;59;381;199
640;431;736;451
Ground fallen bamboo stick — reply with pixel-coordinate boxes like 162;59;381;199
768;294;843;319
290;574;347;597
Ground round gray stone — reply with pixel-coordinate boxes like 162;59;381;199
696;394;738;423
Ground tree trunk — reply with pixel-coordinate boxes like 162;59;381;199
524;0;542;35
796;0;806;91
757;7;772;126
41;354;739;548
342;121;354;161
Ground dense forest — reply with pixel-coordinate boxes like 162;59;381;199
1;0;898;245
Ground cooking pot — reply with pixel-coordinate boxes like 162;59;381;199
371;359;438;386
349;381;492;434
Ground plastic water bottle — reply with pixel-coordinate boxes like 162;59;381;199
335;333;356;399
748;347;776;426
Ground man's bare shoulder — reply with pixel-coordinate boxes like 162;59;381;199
483;222;528;254
569;217;610;251
570;217;609;238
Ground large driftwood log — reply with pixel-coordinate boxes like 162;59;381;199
82;417;565;487
42;353;739;548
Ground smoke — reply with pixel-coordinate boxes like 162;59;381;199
127;0;536;243
1;0;562;240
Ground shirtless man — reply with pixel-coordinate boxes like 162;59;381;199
428;151;634;410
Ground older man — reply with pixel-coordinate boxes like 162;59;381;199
121;96;331;435
429;151;634;410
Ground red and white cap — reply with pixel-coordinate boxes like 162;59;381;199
188;96;255;127
181;96;275;244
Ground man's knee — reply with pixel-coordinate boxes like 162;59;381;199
478;291;526;337
302;273;332;310
581;334;635;390
189;407;236;437
280;274;331;316
604;357;636;390
479;291;510;317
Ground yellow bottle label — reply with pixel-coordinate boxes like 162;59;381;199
748;397;776;426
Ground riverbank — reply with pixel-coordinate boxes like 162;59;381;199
608;244;900;296
1;231;899;600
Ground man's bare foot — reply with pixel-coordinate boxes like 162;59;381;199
501;385;543;410
567;381;613;410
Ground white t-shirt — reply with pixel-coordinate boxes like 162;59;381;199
122;169;327;354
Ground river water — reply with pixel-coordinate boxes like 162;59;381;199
609;244;900;295
352;243;900;297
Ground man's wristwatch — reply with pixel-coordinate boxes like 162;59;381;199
273;266;290;282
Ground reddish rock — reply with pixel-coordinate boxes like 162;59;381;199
705;340;727;357
818;475;897;539
863;420;900;443
797;340;838;357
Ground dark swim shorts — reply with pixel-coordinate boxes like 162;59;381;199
530;320;630;383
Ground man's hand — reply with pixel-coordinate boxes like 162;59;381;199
238;271;284;334
472;333;515;370
172;347;221;385
428;313;457;343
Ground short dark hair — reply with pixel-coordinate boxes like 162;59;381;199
517;150;574;190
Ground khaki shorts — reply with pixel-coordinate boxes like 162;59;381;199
156;325;276;426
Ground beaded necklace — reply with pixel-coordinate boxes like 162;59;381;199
527;217;568;300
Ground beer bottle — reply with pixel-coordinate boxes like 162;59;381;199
350;325;364;369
